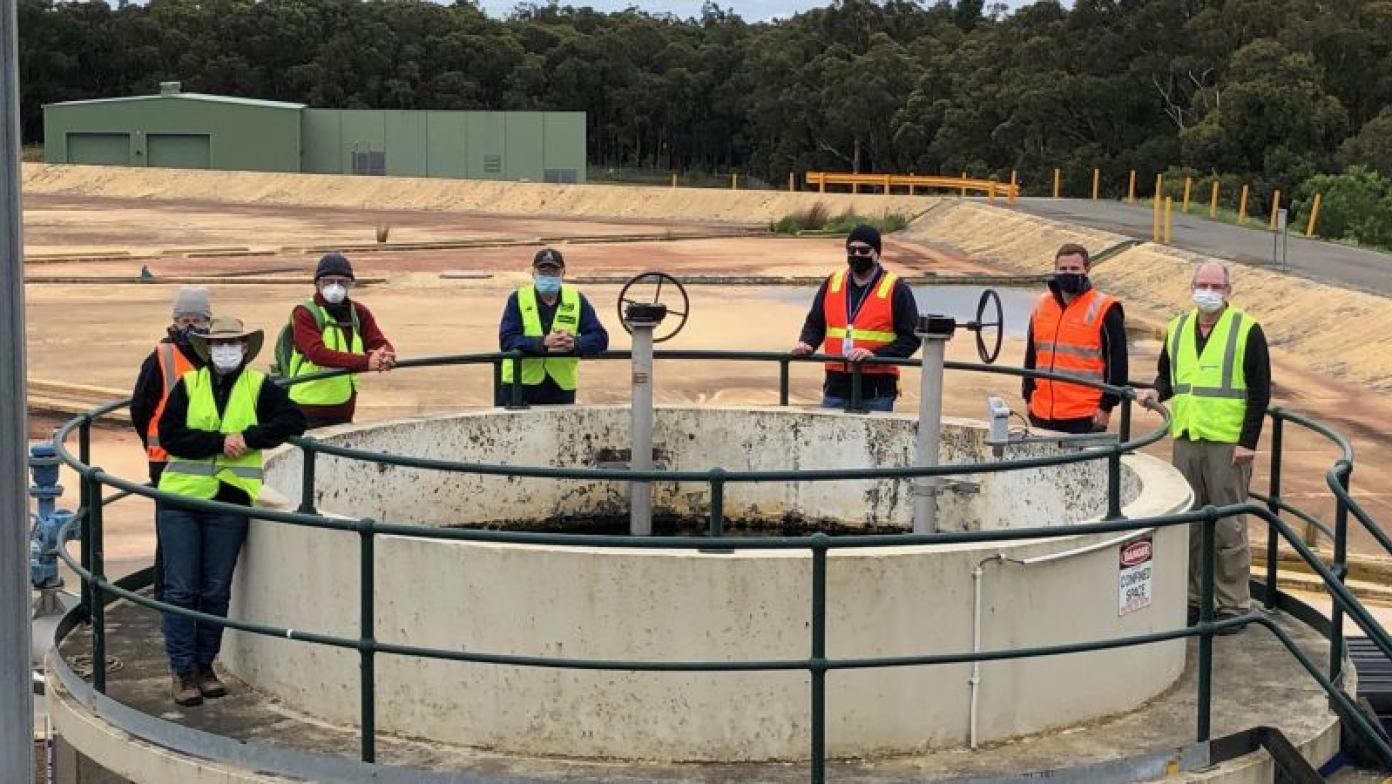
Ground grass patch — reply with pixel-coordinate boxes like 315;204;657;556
772;203;909;235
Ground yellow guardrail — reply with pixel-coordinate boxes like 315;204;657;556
804;171;1020;199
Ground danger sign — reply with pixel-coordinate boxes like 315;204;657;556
1118;536;1154;616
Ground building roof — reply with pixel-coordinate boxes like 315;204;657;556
44;93;306;110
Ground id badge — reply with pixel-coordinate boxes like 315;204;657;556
842;326;855;357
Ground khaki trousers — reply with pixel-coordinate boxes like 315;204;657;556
1173;438;1253;614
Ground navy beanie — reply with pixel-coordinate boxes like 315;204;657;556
315;252;355;280
846;224;882;255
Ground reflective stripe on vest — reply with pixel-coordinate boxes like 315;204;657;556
821;268;901;376
501;285;581;391
1167;307;1255;443
146;342;196;462
288;300;365;406
1028;289;1116;421
157;368;266;501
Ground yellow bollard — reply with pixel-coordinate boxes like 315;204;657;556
1306;193;1323;236
960;173;968;198
1091;168;1100;200
988;180;998;204
1009;170;1018;205
1152;192;1161;242
1182;177;1192;213
818;172;825;194
1053;168;1061;198
883;173;892;194
671;172;678;188
1238;184;1249;225
789;172;795;192
852;181;858;194
1209;180;1220;219
1164;197;1174;245
1269;190;1282;229
1154;172;1164;202
731;173;738;190
909;173;916;196
1127;169;1136;203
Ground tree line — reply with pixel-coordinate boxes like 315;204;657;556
16;0;1392;222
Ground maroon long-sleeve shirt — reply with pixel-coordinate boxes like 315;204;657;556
292;293;394;425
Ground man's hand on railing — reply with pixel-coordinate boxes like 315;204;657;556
1136;388;1160;409
790;342;814;356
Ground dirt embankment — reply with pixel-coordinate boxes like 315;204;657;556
21;163;938;226
904;200;1392;393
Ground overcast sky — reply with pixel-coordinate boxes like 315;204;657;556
476;0;1058;23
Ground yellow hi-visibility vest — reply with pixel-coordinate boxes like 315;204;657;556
158;368;266;501
501;285;580;391
1166;306;1256;444
289;300;364;406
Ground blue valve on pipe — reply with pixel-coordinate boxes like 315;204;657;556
28;443;77;589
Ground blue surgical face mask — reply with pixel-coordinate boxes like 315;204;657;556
534;275;562;295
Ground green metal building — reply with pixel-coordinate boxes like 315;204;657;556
43;82;587;183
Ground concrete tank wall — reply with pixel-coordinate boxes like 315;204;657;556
228;406;1190;762
262;406;1139;531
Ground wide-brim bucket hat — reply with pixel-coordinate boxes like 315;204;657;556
188;316;265;365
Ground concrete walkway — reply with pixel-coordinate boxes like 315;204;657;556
1010;197;1392;296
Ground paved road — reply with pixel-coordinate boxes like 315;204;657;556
1011;197;1392;296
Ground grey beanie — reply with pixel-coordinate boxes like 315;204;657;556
171;286;212;319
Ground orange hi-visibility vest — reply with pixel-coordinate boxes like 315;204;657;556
146;342;196;463
821;268;901;376
1028;288;1117;421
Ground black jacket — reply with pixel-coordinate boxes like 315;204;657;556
158;366;307;505
797;266;921;398
130;336;205;452
1152;312;1270;450
1021;280;1129;417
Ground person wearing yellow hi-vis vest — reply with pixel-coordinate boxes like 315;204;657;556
286;253;397;429
498;248;609;405
791;225;920;411
1139;262;1270;635
157;317;306;707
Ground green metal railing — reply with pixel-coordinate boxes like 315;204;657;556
46;351;1392;780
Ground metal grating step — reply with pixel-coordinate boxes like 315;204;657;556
1350;638;1392;720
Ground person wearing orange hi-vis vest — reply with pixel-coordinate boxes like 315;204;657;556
1022;243;1129;434
130;286;213;601
791;225;920;411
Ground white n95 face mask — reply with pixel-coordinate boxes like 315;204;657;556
321;284;348;305
210;344;244;372
1191;289;1225;314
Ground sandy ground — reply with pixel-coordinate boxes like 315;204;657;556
17;175;1392;585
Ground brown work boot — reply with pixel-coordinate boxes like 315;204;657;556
171;671;203;707
196;662;228;698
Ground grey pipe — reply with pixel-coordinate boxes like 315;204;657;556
630;325;655;536
1;0;36;774
913;336;948;534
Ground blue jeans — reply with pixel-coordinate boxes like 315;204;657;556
156;506;249;674
821;394;896;412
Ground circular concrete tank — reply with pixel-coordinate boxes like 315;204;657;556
227;405;1192;762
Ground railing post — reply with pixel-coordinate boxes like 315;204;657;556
1330;465;1351;684
809;533;829;784
359;517;377;763
1105;445;1124;520
1119;398;1132;442
492;358;503;406
507;355;527;410
1264;416;1283;610
88;468;107;694
708;470;725;537
779;358;790;407
78;417;92;621
1197;509;1216;742
848;363;865;414
298;438;318;514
